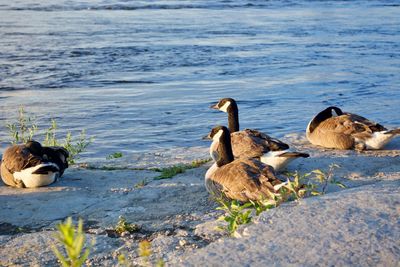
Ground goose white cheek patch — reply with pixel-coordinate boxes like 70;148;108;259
219;101;231;112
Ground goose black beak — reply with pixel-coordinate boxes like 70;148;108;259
202;134;212;140
209;103;219;110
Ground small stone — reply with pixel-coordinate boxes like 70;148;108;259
175;229;189;237
179;239;187;246
120;231;129;237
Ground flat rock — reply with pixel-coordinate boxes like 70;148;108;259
170;180;400;266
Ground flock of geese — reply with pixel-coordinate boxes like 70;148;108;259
205;98;400;201
1;98;399;203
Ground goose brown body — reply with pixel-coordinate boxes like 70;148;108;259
307;106;400;150
1;141;68;188
206;157;280;202
205;126;281;202
1;143;43;187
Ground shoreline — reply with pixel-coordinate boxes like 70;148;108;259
1;133;400;266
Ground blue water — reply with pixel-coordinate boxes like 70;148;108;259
1;0;399;163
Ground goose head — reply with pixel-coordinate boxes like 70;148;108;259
207;126;234;167
210;98;238;113
210;98;240;133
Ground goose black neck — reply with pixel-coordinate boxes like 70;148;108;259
216;129;235;167
227;103;239;133
309;106;343;133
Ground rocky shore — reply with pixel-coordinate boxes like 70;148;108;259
1;134;399;266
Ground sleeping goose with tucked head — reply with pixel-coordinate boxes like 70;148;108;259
0;140;67;188
306;106;400;150
205;125;282;202
210;98;309;171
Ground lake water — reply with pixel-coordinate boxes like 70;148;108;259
1;0;399;164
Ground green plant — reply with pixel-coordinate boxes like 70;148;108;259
310;163;343;194
153;159;211;180
63;130;93;164
117;240;164;267
6;108;93;165
280;170;313;200
138;240;152;266
215;198;253;236
51;217;93;267
107;152;123;160
6;106;37;144
249;194;279;216
44;119;58;146
280;164;345;198
117;253;132;267
134;179;149;189
115;216;140;235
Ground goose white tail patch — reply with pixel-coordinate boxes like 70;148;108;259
364;131;398;149
260;150;297;171
14;163;58;188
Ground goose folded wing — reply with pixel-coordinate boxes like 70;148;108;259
2;145;42;173
215;159;278;201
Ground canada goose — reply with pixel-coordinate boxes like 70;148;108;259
42;146;69;177
205;126;282;202
0;140;68;188
210;98;309;171
306;106;400;150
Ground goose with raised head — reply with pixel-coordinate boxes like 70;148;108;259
205;126;282;202
0;140;68;188
210;98;309;171
306;106;400;150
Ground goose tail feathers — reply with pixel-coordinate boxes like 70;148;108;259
385;128;400;135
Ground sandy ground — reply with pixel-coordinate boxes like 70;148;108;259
0;134;399;266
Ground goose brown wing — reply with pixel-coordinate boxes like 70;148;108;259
345;113;387;132
212;158;280;202
231;129;289;158
319;115;369;135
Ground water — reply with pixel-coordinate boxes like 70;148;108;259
1;0;400;163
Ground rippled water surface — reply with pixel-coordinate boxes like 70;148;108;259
1;0;399;162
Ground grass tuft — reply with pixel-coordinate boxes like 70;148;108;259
106;152;123;160
115;216;140;235
153;158;211;180
51;217;93;267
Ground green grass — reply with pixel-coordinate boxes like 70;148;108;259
106;152;123;160
114;216;140;235
153;158;211;180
